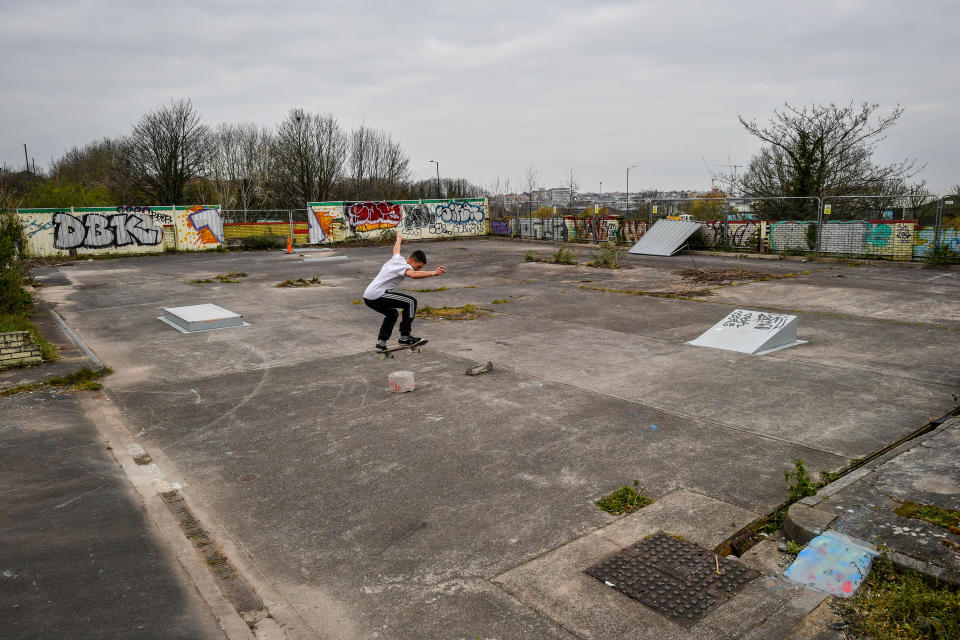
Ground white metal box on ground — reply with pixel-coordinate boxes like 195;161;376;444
158;303;248;333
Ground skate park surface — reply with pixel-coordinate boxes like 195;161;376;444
22;238;960;638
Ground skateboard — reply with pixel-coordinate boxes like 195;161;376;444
377;339;429;359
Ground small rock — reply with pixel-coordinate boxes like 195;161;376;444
829;621;849;630
465;361;493;376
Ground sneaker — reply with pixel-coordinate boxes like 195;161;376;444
398;335;421;345
375;342;388;352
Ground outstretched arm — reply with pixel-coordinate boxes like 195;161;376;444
392;232;403;255
405;265;446;279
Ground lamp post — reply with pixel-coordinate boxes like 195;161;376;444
429;160;441;199
625;164;637;215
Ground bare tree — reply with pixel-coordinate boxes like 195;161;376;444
121;99;209;204
565;167;579;212
727;102;920;213
523;165;540;214
349;125;410;200
269;109;347;208
202;123;274;211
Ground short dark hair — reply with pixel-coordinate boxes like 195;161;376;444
410;250;427;264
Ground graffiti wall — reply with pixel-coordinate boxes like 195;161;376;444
307;198;488;243
914;226;960;257
701;220;761;248
175;205;224;250
767;220;914;260
18;205;221;256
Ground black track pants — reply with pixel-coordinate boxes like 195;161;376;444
364;291;418;342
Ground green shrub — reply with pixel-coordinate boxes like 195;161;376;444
924;243;959;268
242;234;286;250
524;250;537;262
0;212;31;315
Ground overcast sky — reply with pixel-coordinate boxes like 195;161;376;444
2;0;957;193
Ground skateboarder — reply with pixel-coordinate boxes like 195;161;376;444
363;233;445;352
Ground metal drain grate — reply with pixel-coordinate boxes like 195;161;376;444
585;532;760;627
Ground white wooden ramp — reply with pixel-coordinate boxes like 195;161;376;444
627;219;702;256
687;309;805;355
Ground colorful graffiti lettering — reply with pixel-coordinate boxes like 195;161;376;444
186;206;223;245
309;206;344;243
491;219;512;235
52;211;163;249
348;202;403;232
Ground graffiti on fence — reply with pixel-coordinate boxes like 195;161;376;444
621;220;647;243
914;226;960;257
491;219;512;235
347;202;403;232
702;220;759;247
52;211;163;250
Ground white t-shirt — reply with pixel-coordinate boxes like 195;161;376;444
363;254;411;299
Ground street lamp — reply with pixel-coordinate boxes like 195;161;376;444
626;164;637;215
429;160;441;199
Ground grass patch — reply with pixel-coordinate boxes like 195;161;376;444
673;267;773;285
784;540;804;555
893;500;960;529
492;299;510;304
2;366;112;396
839;554;960;640
924;243;959;269
587;243;624;268
416;304;489;321
595;480;654;515
409;286;448;292
524;250;538;262
552;246;576;265
275;275;324;288
190;271;247;284
0;312;58;361
351;299;363;305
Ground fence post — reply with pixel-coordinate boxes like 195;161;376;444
288;210;294;248
813;198;823;257
933;197;944;254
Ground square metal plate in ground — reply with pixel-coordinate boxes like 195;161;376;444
158;303;249;333
585;532;760;627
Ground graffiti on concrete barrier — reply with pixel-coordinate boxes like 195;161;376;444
23;217;54;238
348;202;403;232
186;206;224;244
52;211;163;249
402;203;436;230
308;205;345;243
436;201;485;224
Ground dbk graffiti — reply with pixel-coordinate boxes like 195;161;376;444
347;202;403;232
52;211;163;249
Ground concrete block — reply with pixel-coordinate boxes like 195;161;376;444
784;503;837;545
388;370;415;393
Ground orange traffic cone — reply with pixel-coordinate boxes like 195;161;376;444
286;237;293;254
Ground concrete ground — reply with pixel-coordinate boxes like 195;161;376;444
19;238;960;638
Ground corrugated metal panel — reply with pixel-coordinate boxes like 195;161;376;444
627;220;702;256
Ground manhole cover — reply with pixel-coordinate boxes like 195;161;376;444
585;532;760;627
237;473;260;482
